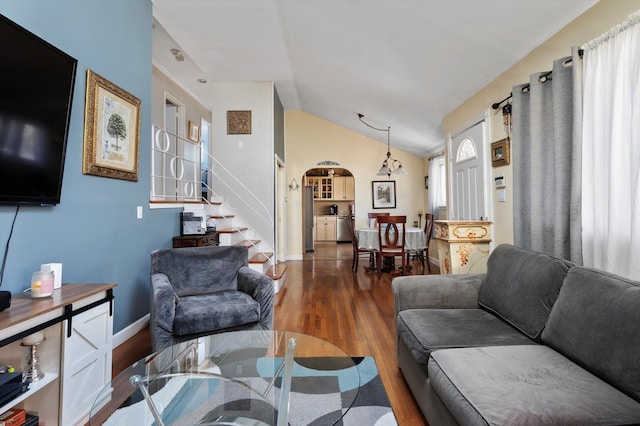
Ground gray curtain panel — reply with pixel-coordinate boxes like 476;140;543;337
512;49;582;263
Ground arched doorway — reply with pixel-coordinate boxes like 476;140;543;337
302;167;355;259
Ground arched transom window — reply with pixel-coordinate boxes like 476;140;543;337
456;138;477;163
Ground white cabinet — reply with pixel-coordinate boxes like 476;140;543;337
307;177;333;199
61;294;113;425
314;216;337;241
332;176;355;200
0;284;115;426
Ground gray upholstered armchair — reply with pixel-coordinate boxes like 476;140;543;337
150;245;274;352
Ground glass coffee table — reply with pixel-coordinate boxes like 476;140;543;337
90;330;360;425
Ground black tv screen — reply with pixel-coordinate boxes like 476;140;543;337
0;14;77;206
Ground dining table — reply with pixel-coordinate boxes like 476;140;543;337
355;226;427;251
355;226;427;272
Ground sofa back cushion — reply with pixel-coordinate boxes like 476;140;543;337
478;244;574;340
151;246;248;297
542;266;640;401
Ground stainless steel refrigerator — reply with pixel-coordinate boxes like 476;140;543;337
304;186;314;252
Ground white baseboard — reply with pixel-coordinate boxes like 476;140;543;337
286;254;303;260
112;314;149;349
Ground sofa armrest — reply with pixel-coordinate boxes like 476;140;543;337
237;266;274;329
392;274;485;316
151;273;178;333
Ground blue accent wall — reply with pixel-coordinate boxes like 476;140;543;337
0;1;178;333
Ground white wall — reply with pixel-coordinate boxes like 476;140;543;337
211;81;275;246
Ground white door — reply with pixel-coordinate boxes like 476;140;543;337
449;120;488;221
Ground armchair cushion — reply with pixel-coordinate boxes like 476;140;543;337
173;291;260;336
151;245;248;297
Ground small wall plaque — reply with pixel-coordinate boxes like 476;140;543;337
227;110;251;134
491;137;510;167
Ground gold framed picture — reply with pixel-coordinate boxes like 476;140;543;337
491;138;510;167
188;120;200;143
227;110;251;134
83;69;141;181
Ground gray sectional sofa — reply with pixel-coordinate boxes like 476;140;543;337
393;244;640;425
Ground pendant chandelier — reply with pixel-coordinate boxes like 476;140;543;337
358;113;406;178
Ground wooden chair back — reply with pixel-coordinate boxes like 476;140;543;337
376;215;407;276
424;213;434;247
368;212;390;227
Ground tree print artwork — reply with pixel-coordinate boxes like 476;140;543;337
101;95;131;164
107;113;127;152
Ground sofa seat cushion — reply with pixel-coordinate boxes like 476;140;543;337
542;266;640;401
397;309;535;371
429;345;640;426
173;291;260;336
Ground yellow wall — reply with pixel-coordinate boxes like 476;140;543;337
285;110;426;258
443;0;640;247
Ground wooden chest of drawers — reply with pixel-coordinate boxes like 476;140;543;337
172;232;219;248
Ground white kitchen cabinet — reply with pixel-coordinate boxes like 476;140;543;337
332;176;355;200
314;215;337;241
307;177;333;199
0;284;115;425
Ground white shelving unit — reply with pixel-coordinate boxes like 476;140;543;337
0;284;115;425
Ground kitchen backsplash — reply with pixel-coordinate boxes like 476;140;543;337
314;200;353;216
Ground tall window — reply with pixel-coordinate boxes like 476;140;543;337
428;154;446;217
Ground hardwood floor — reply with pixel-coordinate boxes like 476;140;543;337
113;242;431;425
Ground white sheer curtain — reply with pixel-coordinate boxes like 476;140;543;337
427;154;446;218
581;11;640;279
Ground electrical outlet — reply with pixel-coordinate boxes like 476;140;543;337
136;206;143;219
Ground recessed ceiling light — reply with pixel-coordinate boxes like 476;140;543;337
197;78;207;84
170;48;184;62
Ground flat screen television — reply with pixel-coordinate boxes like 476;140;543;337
0;13;78;206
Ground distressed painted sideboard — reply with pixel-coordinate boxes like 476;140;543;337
434;220;492;274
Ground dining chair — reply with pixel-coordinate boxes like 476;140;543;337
348;219;375;273
368;212;390;227
407;213;434;273
376;215;407;277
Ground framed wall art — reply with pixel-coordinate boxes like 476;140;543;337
372;180;396;209
188;120;200;143
491;138;510;167
227;110;251;134
83;69;141;181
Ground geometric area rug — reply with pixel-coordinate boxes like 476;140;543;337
101;356;397;425
332;357;398;425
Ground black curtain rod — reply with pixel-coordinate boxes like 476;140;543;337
491;49;584;110
492;94;512;110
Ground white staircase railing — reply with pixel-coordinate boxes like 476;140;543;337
150;125;274;265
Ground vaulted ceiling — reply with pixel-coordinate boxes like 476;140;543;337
152;0;597;158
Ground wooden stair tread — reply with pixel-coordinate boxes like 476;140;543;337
208;215;235;219
249;252;273;264
265;263;287;280
236;239;261;248
216;227;248;234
